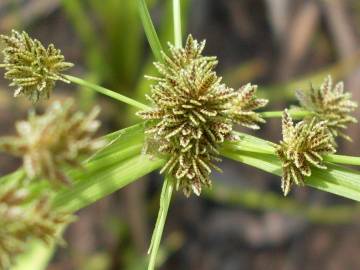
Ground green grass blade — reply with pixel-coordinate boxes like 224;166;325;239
221;148;360;202
147;176;174;270
65;75;149;110
325;154;360;166
138;0;163;62
53;154;164;212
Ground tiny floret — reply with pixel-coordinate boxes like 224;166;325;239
276;110;335;196
0;99;104;185
138;35;267;196
0;30;73;102
296;75;358;142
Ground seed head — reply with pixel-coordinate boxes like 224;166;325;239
138;35;267;196
276;110;336;196
0;30;73;103
0;99;104;185
0;184;73;269
296;75;358;141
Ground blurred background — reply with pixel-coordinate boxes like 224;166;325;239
1;0;360;269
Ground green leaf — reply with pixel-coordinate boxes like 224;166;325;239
137;0;164;62
221;139;360;201
52;123;163;212
54;154;164;212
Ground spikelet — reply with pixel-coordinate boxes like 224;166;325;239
276;110;336;196
0;30;73;103
0;184;73;269
138;35;267;196
0;99;104;185
296;75;358;142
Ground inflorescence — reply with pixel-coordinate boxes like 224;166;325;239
276;110;336;196
0;99;104;186
0;184;73;269
296;75;358;142
0;30;73;103
138;35;268;196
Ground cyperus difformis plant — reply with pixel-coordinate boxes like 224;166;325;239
0;184;73;269
0;30;73;103
296;75;358;141
276;110;336;195
0;99;104;185
138;35;268;196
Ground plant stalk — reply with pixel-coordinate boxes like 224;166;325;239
65;75;149;110
261;109;311;119
147;176;174;270
173;0;182;48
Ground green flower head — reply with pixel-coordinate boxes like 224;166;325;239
296;75;358;142
0;184;73;269
138;35;267;196
0;30;73;103
0;99;104;185
276;110;336;196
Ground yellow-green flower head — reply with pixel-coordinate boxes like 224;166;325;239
138;35;268;197
296;75;358;141
0;184;73;269
0;30;73;103
276;110;336;196
0;99;104;185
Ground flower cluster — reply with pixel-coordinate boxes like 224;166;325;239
138;35;268;196
0;30;73;103
276;110;336;195
296;75;358;142
0;184;73;269
0;99;104;185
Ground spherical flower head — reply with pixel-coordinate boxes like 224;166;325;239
0;184;73;269
276;110;336;196
138;35;267;197
296;75;358;141
0;30;73;103
0;99;104;185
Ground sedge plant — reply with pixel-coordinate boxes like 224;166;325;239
0;1;360;269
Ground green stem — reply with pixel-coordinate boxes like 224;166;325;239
65;75;149;110
147;176;174;270
173;0;182;48
261;109;311;119
325;154;360;166
138;0;164;62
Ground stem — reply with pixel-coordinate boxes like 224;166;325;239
65;75;149;110
261;109;311;119
173;0;182;48
325;154;360;166
147;176;174;270
138;0;164;62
